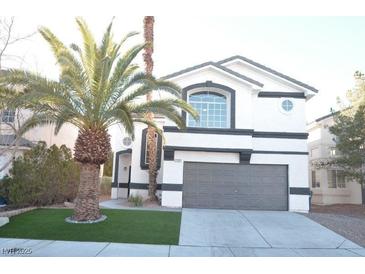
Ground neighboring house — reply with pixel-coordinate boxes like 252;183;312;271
0;108;78;178
308;113;363;205
111;55;318;212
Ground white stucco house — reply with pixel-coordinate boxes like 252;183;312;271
308;113;364;205
111;55;318;212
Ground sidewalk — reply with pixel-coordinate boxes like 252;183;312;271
1;237;365;257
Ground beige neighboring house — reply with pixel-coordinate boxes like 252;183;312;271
307;113;363;205
0;108;78;178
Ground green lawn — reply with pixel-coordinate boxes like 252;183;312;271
0;208;181;245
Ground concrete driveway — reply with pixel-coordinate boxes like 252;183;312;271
178;208;363;256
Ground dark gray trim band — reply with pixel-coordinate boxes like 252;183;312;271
163;126;308;139
140;128;162;170
126;183;182;191
112;149;132;188
163;126;253;135
252;132;308;139
258;92;305;99
290;187;311;195
182;81;236;129
217;55;318;93
164;145;308;156
111;182;129;188
253;150;309;155
164;149;175;161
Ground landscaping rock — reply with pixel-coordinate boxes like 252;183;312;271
64;202;75;208
0;217;9;227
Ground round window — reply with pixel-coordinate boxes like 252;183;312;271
122;137;132;147
281;99;293;112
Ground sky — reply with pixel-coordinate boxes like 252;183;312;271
3;16;365;122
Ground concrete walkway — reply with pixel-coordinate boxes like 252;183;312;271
1;237;364;257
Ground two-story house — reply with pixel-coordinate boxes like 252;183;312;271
111;55;318;212
0;107;78;178
308;113;363;205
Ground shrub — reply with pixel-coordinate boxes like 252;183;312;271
128;194;143;207
0;142;79;207
103;152;113;177
100;176;112;196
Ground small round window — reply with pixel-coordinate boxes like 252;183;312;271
281;99;293;112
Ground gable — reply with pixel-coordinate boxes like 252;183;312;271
218;55;318;95
162;62;263;89
162;55;318;99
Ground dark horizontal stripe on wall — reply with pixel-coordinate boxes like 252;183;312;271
258;92;306;99
163;126;253;136
290;187;311;195
128;183;182;191
253;132;308;139
253;150;309;155
111;182;129;188
163;126;308;139
164;146;308;156
164;146;252;154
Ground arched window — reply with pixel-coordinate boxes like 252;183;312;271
188;91;228;128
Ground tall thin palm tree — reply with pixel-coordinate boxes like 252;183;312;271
0;18;198;222
143;16;158;200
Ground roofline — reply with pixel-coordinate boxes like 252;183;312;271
307;110;340;126
217;55;319;93
161;61;264;88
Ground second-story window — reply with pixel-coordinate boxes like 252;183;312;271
188;91;228;128
1;109;15;123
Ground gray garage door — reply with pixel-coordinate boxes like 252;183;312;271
183;162;288;210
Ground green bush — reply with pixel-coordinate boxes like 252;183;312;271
100;176;112;196
0;142;80;207
128;194;143;207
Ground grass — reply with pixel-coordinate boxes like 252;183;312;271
0;208;181;245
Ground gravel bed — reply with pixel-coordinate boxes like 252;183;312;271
304;208;365;247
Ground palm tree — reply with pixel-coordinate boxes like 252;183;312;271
143;16;158;201
0;17;197;222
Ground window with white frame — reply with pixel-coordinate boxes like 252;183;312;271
1;109;15;123
187;91;228;128
328;170;346;188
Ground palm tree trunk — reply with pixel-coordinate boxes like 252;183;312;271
73;163;101;221
72;127;110;222
143;16;158;201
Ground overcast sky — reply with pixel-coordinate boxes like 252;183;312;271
3;16;365;122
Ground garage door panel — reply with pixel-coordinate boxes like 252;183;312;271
183;162;288;211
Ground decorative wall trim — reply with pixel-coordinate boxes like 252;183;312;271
252;132;309;139
111;182;129;188
289;187;311;195
253;150;309;155
163;126;253;135
257;92;306;99
114;183;183;191
163;126;308;139
164;145;308;156
182;81;236;129
140;128;162;170
164;149;175;161
112;149;132;188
